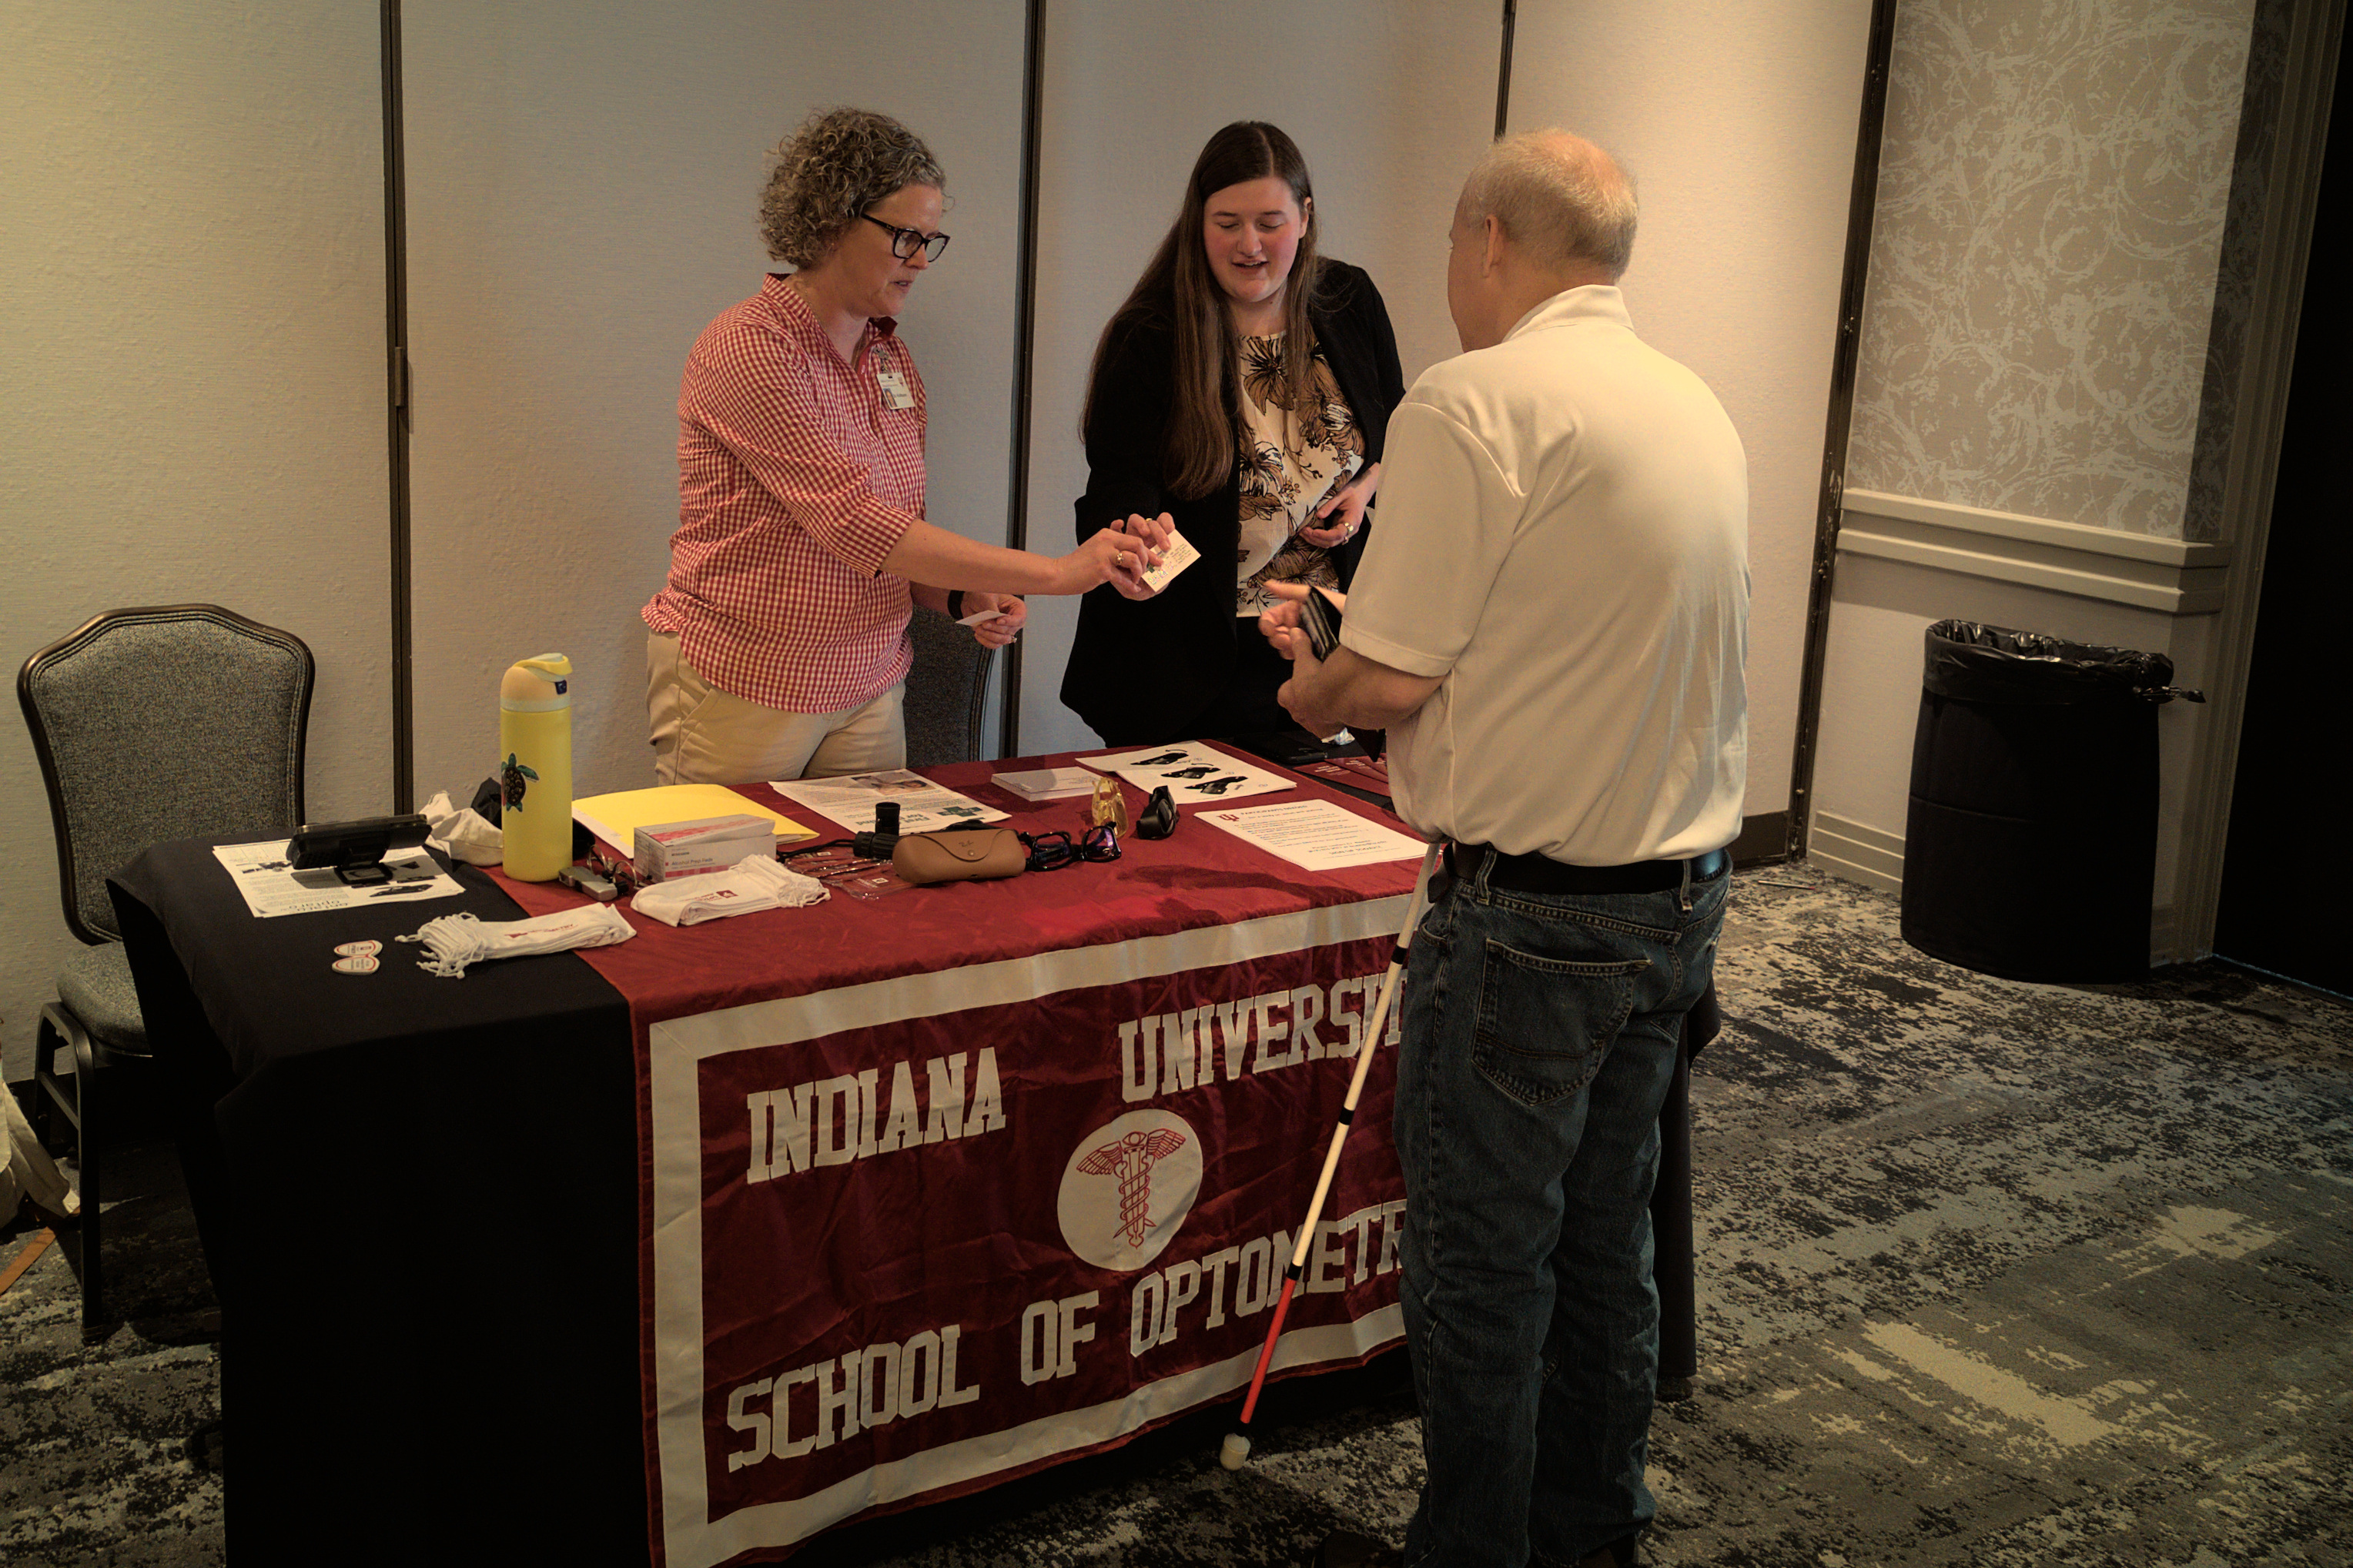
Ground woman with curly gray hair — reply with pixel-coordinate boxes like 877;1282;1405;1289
644;107;1166;784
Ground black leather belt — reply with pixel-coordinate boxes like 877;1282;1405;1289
1445;841;1730;895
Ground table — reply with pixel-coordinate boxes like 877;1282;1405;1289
115;748;1712;1567
111;748;1423;1566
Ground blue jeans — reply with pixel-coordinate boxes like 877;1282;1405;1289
1397;851;1727;1568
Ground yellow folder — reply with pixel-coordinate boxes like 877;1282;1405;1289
571;784;817;851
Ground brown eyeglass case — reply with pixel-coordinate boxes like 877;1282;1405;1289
891;828;1026;884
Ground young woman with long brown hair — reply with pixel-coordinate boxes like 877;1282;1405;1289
1059;121;1405;745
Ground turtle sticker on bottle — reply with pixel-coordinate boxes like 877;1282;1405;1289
501;752;540;812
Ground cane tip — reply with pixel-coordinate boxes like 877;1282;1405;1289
1219;1432;1251;1469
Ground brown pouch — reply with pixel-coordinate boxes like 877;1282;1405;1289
891;827;1026;884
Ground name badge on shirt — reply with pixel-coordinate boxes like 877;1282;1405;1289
876;368;915;410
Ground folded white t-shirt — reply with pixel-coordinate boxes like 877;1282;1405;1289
631;855;827;928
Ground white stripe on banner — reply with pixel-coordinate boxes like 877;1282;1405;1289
691;1309;1402;1566
651;897;1410;1568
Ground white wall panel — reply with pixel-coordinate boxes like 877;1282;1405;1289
1507;0;1876;818
1019;1;1501;755
0;2;387;1078
403;2;1026;801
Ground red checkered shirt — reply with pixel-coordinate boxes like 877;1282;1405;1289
643;274;925;714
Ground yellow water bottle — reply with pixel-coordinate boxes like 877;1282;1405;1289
498;653;574;881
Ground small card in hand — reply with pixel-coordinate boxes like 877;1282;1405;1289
1141;527;1200;593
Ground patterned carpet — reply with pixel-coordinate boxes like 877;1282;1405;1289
0;1138;222;1567
4;863;2347;1566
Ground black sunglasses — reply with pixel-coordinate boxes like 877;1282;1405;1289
859;212;951;262
1019;825;1121;872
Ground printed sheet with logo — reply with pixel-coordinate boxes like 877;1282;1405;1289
500;748;1425;1568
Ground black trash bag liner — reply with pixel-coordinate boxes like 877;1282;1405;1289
1923;620;2204;706
1902;620;2201;983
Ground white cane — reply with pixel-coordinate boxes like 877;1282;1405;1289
1220;837;1441;1469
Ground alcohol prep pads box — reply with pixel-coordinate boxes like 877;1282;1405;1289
632;814;777;884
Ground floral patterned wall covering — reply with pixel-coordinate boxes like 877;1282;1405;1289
1846;0;2264;539
2183;0;2288;543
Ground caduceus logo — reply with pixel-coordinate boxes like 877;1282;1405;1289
1076;1128;1189;1247
1056;1109;1202;1272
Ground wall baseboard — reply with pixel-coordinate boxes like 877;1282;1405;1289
1809;810;1903;894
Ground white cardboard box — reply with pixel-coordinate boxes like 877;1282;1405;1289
632;814;778;883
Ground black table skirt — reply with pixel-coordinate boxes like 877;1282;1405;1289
112;841;646;1566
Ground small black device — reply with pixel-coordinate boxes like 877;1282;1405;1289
287;814;432;887
1136;786;1179;840
852;800;903;860
1307;469;1357;527
1297;585;1344;660
1280;595;1389;761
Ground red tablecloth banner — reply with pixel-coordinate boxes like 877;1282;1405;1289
494;749;1422;1566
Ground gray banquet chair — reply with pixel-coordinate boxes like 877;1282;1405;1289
18;603;313;1326
903;606;999;768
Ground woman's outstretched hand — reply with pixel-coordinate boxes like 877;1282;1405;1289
1069;512;1174;599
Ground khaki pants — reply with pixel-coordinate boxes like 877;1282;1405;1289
646;631;905;786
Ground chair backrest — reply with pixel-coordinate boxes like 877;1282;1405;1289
902;609;997;770
19;604;313;943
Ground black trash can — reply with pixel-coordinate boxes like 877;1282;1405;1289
1900;621;2197;983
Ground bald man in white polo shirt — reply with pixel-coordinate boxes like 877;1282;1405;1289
1271;132;1747;1568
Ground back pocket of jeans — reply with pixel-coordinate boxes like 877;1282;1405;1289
1472;941;1652;1108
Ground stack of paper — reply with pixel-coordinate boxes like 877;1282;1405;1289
992;767;1100;801
574;784;816;852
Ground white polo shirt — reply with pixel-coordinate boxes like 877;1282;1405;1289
1342;286;1749;865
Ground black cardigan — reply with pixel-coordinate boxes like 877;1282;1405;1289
1059;259;1407;745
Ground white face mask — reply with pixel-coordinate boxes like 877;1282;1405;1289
420;789;504;867
397;904;635;978
630;855;827;928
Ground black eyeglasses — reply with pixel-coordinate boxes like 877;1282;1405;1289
859;212;951;262
1019;825;1121;872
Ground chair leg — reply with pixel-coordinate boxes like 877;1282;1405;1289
71;1025;103;1329
31;1014;72;1158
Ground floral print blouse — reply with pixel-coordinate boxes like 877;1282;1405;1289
1233;329;1364;617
